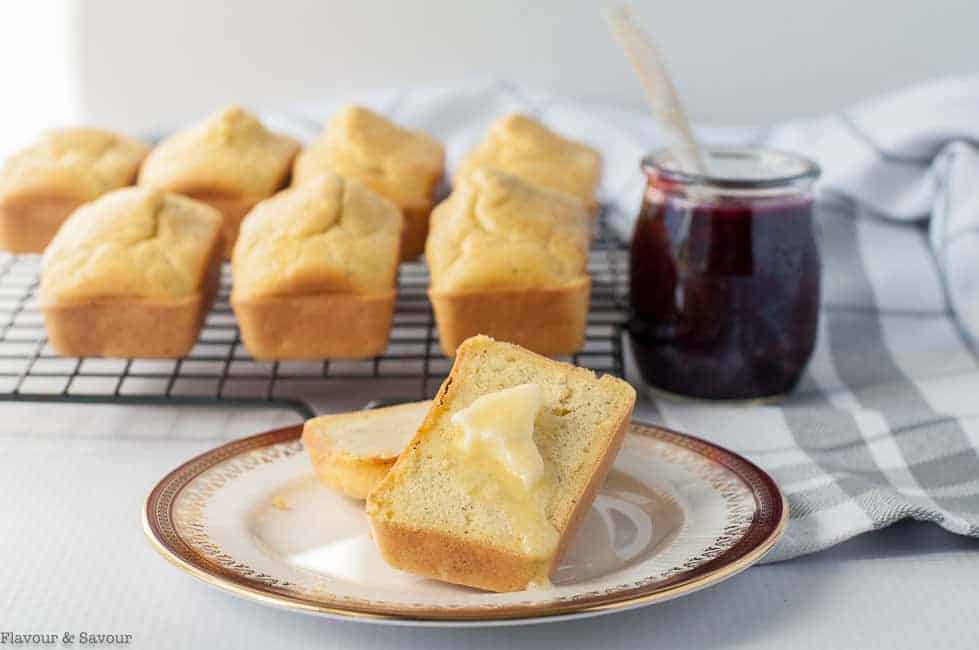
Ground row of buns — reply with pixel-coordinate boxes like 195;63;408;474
0;105;443;260
0;106;602;360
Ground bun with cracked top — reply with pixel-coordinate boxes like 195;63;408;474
231;170;402;359
139;105;300;258
293;106;444;261
40;186;223;358
0;128;149;253
455;113;601;212
426;167;591;356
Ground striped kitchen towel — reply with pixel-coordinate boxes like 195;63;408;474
267;76;979;561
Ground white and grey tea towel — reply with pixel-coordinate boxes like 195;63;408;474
265;76;979;561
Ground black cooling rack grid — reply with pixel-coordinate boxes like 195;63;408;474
0;208;628;418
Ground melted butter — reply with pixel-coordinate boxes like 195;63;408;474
451;383;544;488
447;384;559;559
319;403;428;459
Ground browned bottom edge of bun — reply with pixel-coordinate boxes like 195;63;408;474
40;253;221;358
369;516;550;593
232;291;396;360
428;279;590;357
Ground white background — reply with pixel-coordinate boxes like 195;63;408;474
1;0;978;153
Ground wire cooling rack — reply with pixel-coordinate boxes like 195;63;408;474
0;209;628;418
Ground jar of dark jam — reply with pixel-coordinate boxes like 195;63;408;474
629;148;821;400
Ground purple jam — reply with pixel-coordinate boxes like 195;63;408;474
628;188;820;400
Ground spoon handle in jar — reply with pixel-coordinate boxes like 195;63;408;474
604;4;710;175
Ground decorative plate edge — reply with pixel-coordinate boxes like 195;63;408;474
143;421;787;622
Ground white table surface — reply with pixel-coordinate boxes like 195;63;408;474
2;395;978;650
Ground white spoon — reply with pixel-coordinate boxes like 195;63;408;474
604;4;711;176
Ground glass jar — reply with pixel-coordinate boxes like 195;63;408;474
628;148;821;400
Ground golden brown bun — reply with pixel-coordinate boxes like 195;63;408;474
292;106;444;261
40;186;223;358
233;292;395;360
0;128;149;253
426;167;591;356
302;401;431;500
139;106;300;257
366;336;636;592
231;171;402;359
455;113;601;209
429;282;590;358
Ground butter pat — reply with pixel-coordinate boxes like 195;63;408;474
451;383;544;488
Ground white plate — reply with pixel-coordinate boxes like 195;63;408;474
144;422;785;626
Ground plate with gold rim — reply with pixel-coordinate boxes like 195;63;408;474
143;421;786;627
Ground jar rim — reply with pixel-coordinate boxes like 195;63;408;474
641;147;821;190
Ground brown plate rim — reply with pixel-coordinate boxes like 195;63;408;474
142;420;787;624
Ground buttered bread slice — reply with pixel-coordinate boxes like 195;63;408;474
302;401;431;500
366;336;636;592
